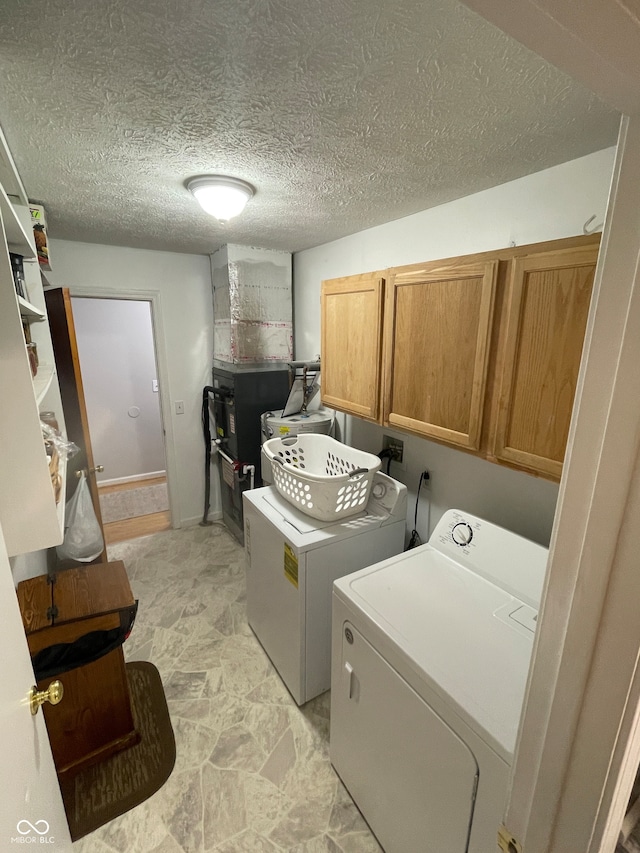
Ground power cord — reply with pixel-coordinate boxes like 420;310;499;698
377;448;394;475
406;470;430;550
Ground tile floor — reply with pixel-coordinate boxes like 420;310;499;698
73;523;382;853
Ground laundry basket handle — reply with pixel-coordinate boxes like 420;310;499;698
348;467;368;478
271;457;370;478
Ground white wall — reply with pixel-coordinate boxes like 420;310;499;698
293;147;616;546
48;239;215;527
72;297;166;483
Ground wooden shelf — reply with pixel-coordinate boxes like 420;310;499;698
18;295;46;322
56;453;67;535
0;184;35;258
33;364;55;405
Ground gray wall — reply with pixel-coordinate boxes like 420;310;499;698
293;147;616;547
48;239;214;528
72;297;165;483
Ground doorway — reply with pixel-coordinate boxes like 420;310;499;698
71;296;171;544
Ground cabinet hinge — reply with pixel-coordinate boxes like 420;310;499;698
497;825;522;853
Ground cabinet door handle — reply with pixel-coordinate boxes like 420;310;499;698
345;661;354;699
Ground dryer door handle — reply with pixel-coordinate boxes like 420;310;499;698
345;661;354;699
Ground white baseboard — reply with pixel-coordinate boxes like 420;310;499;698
98;470;167;488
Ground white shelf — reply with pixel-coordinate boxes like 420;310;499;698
18;295;46;322
0;172;63;557
0;184;35;258
33;364;55;405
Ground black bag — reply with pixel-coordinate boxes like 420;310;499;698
32;602;138;681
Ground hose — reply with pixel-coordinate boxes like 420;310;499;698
200;386;215;526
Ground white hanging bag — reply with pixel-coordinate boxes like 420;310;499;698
56;471;104;562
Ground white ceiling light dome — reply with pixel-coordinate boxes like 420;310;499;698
187;175;255;221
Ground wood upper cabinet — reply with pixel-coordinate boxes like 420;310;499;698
383;259;498;449
490;244;598;478
321;272;385;422
319;234;599;480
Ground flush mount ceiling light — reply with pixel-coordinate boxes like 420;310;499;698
187;175;255;222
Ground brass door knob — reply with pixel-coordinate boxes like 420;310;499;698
75;465;104;478
29;680;64;716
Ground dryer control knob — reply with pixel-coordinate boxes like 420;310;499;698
372;481;386;499
451;522;473;546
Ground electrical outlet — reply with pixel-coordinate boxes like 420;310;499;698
421;470;431;490
383;435;404;463
382;435;407;472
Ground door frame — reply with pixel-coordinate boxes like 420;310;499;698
458;2;640;850
68;286;179;529
504;114;640;853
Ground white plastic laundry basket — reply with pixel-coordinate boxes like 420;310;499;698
262;434;382;521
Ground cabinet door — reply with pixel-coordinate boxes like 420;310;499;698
321;273;385;422
492;246;597;478
45;288;106;562
384;260;498;449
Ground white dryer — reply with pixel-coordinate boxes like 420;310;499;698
243;472;407;705
330;509;548;853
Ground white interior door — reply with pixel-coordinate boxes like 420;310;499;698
71;296;167;485
0;521;71;850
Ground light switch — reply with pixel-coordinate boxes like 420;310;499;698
152;379;158;392
175;400;185;414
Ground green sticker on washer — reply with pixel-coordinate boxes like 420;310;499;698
284;542;299;588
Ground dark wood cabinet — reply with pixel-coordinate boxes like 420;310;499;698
17;561;139;780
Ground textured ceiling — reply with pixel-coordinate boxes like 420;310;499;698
0;0;619;256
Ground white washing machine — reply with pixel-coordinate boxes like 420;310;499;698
243;472;407;705
330;509;548;853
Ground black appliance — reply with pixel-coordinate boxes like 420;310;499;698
210;361;289;543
